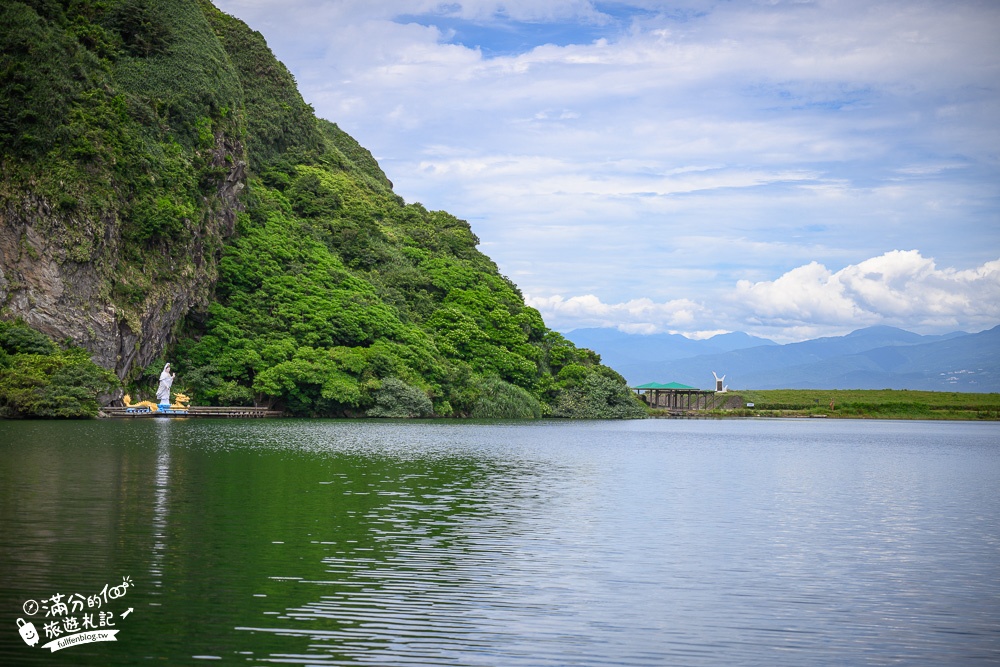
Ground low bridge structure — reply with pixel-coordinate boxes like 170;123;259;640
632;382;722;412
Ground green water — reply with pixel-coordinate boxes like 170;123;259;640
2;418;999;665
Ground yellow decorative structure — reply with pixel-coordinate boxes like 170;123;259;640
171;393;191;410
123;394;159;412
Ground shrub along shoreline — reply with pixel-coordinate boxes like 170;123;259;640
648;389;1000;420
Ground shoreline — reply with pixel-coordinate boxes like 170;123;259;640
646;410;1000;421
645;388;1000;421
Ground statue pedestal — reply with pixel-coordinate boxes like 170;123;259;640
155;402;189;416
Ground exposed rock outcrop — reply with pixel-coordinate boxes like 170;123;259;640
0;133;245;380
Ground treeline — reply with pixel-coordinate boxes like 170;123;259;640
0;320;117;418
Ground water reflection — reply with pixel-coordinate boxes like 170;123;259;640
241;457;567;665
150;420;171;591
1;419;999;666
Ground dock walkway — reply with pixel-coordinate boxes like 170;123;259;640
103;406;282;418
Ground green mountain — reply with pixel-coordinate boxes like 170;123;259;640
0;0;643;418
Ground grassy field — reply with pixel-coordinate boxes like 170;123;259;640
723;389;1000;420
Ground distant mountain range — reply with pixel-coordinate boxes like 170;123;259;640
563;325;1000;392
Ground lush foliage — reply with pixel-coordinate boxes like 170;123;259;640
0;321;119;418
551;372;647;419
470;376;543;419
1;0;243;347
367;378;434;418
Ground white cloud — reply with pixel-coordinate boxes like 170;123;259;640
525;293;705;330
735;261;870;323
735;251;1000;329
530;252;1000;340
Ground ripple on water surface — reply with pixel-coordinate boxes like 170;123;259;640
1;418;998;666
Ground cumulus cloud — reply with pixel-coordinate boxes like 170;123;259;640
735;251;1000;331
530;252;1000;340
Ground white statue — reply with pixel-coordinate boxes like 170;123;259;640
156;363;175;404
713;371;727;393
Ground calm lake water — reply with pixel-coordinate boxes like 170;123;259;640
1;418;998;665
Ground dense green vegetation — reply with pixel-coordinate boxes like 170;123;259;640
724;389;1000;420
0;320;118;417
0;0;646;419
171;121;643;417
1;0;243;309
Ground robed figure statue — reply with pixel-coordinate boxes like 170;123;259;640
156;363;175;404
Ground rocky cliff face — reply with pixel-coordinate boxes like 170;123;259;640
0;0;248;381
0;134;245;379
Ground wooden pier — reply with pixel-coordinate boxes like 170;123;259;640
103;406;283;418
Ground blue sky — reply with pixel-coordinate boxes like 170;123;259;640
213;0;1000;342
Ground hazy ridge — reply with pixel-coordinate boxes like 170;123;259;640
565;325;999;392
